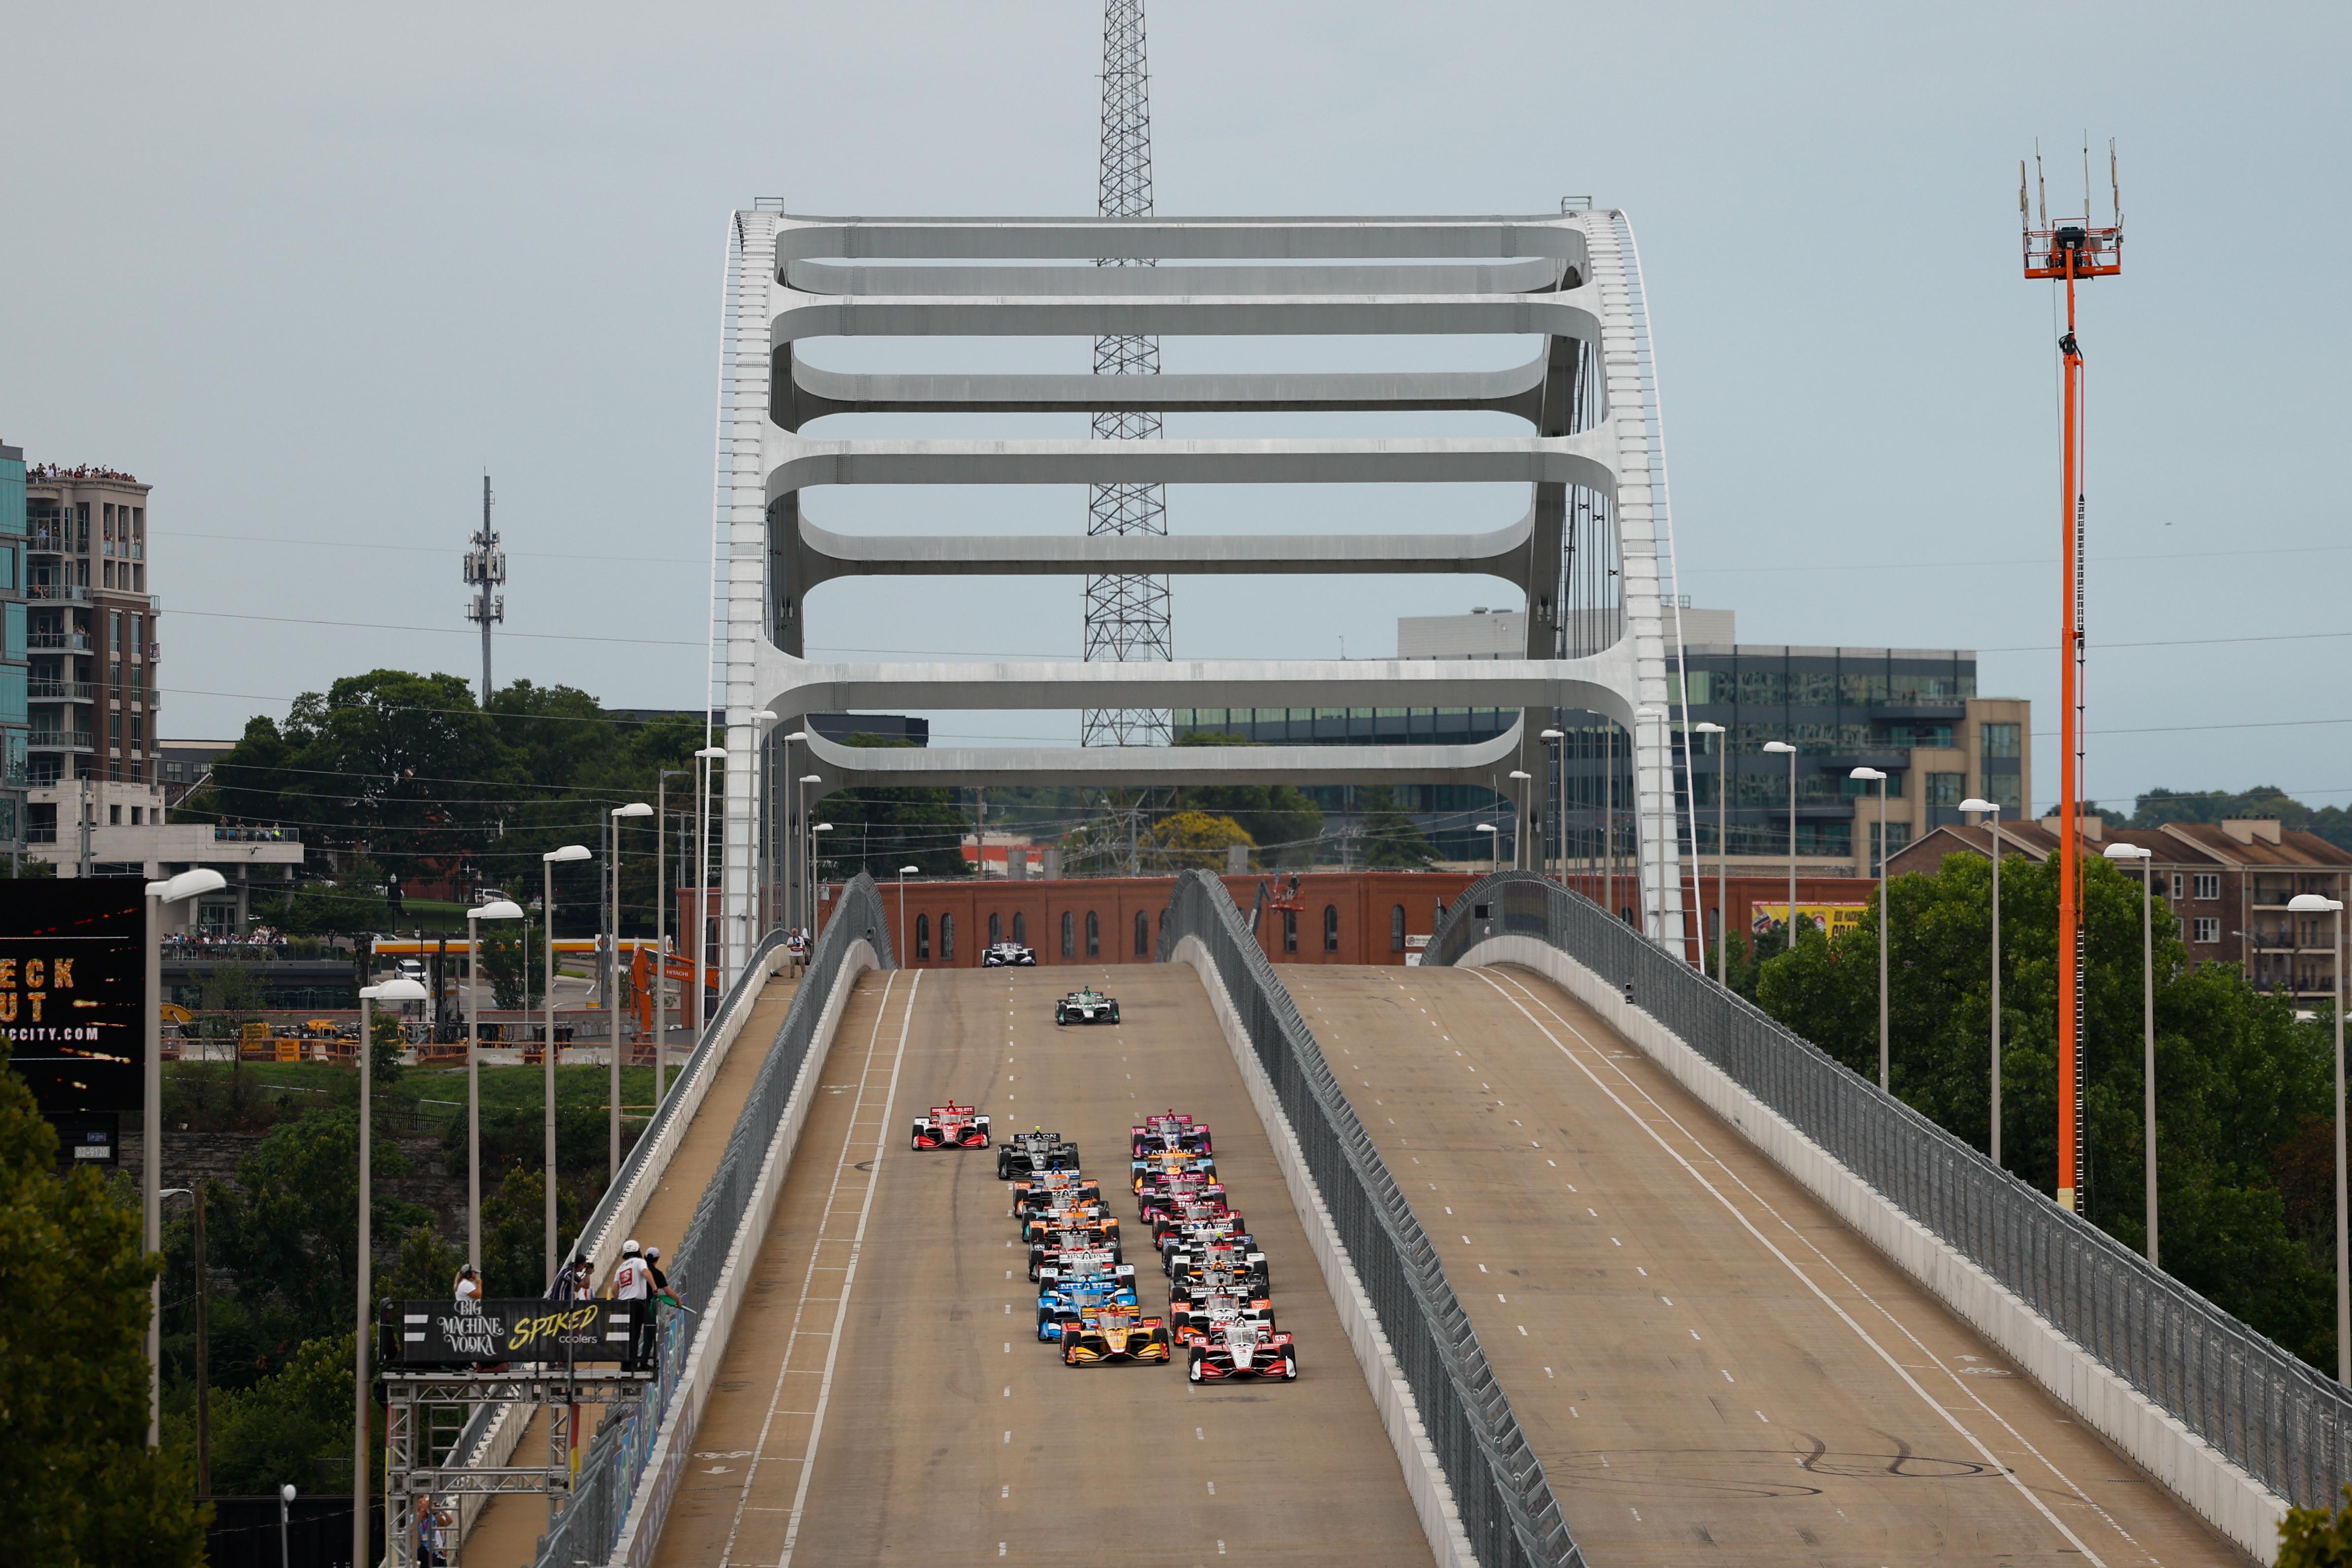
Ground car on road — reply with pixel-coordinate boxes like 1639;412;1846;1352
983;942;1036;967
1013;1171;1104;1217
1132;1111;1212;1159
1170;1241;1271;1297
996;1128;1081;1180
1054;987;1120;1026
1030;1225;1123;1279
910;1102;992;1152
1172;1287;1276;1346
1036;1271;1140;1341
1061;1305;1173;1367
1187;1321;1297;1383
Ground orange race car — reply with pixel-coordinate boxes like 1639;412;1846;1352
1060;1304;1173;1367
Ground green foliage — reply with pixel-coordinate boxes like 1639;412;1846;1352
480;1166;579;1298
480;919;547;1010
818;735;976;879
1170;731;1323;860
2283;1488;2352;1566
2132;784;2352;855
1756;850;2336;1368
199;961;265;1019
1354;786;1438;869
202;1331;356;1499
0;856;56;878
210;1111;428;1344
383;1222;462;1300
369;1007;406;1085
0;1046;208;1566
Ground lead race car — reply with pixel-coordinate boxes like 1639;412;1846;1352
1054;987;1120;1026
996;1128;1082;1181
1187;1320;1298;1383
983;942;1037;968
1132;1111;1212;1160
910;1103;992;1152
1062;1304;1173;1367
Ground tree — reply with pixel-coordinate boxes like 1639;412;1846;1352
202;1331;356;1499
479;919;547;1011
0;1047;208;1565
1141;811;1253;871
1756;850;2335;1369
480;1167;578;1298
1170;732;1323;860
1354;786;1437;868
211;1111;428;1343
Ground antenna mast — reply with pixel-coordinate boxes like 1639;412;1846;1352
2021;140;2122;1216
1079;0;1174;749
463;474;507;706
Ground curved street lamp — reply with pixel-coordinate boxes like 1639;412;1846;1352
1695;722;1727;983
354;973;426;1568
540;844;592;1283
144;867;225;1447
464;898;524;1271
2109;841;2157;1265
2290;888;2348;1380
1851;766;1889;1089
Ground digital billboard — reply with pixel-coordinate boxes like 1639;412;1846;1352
0;880;147;1119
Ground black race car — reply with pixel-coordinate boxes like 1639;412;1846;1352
1055;988;1120;1026
983;942;1037;968
996;1128;1082;1180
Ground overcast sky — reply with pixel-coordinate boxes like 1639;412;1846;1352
5;1;2345;815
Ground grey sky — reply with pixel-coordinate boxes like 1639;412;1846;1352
4;2;2345;813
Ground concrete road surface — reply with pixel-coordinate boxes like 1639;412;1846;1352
650;964;1429;1567
1285;963;2246;1568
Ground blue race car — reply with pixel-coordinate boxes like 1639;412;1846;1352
1035;1260;1140;1341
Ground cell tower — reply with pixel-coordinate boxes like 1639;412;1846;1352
462;474;506;706
1079;0;1174;748
2020;142;2121;1216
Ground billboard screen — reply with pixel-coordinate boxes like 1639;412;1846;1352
1749;901;1869;941
0;881;147;1118
380;1298;646;1370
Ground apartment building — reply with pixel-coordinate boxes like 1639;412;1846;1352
1889;815;2352;1004
23;464;161;800
0;441;25;852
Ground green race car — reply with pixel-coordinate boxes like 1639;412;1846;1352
1055;988;1121;1026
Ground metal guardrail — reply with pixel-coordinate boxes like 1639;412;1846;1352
1157;870;1584;1568
533;874;895;1568
1425;869;2352;1511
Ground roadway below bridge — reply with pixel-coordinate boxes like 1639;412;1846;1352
1284;962;2245;1568
648;964;1429;1568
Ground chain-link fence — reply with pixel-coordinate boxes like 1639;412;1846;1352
1425;869;2352;1510
531;875;895;1567
1158;870;1585;1568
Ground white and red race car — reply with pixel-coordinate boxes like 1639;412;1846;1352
1187;1320;1298;1383
911;1103;991;1152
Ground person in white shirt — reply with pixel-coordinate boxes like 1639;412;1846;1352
453;1264;482;1305
608;1240;655;1365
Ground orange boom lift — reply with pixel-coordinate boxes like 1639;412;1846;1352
2021;143;2122;1211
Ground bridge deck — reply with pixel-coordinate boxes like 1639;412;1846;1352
1284;963;2244;1568
648;964;1427;1567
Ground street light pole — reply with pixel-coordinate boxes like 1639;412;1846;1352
1507;770;1532;873
1634;708;1664;939
2293;890;2347;1380
608;803;652;1175
898;865;920;963
1539;728;1564;888
1696;723;1726;984
655;768;688;1105
783;729;808;929
464;899;522;1273
1763;741;1798;947
801;773;824;937
355;976;425;1568
1852;767;1890;1090
753;712;781;941
540;845;591;1284
692;745;725;1039
1963;798;2004;1165
811;824;835;938
2114;843;2155;1262
145;867;224;1446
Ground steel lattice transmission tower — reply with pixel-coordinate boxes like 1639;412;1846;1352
1079;0;1173;747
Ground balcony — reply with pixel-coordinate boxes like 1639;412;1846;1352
26;583;93;603
26;631;93;652
24;530;72;555
214;825;298;845
29;680;97;703
28;730;95;752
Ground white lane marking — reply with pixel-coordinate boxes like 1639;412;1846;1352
1003;1342;1010;1352
1517;1324;1528;1336
1544;1367;1554;1378
1207;1481;1216;1495
1498;1294;1508;1303
1000;1485;1009;1497
1756;1410;1769;1422
1690;1330;1701;1340
1570;1405;1579;1416
718;971;914;1568
1002;1386;1010;1396
1003;1430;1011;1442
1196;1427;1204;1440
1470;967;2114;1567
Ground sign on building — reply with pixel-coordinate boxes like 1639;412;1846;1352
0;882;146;1138
1750;901;1869;941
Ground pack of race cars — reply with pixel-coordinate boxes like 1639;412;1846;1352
1018;1107;1298;1382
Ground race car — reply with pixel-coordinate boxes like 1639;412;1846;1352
1132;1111;1213;1160
1022;1206;1120;1255
996;1128;1082;1180
1054;988;1121;1026
1186;1321;1297;1383
910;1103;991;1152
1161;1220;1258;1276
1036;1270;1140;1341
1138;1178;1227;1230
1169;1241;1271;1296
1151;1201;1240;1253
1035;1248;1136;1302
1132;1149;1216;1194
1061;1305;1173;1367
1012;1171;1104;1218
1171;1287;1276;1346
1030;1225;1123;1279
982;942;1036;967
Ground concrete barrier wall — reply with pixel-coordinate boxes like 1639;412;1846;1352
607;940;880;1568
1174;935;1476;1568
1457;934;2288;1564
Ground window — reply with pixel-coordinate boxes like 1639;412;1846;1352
1084;910;1100;957
2169;873;2184;902
2193;873;2220;901
1869;821;1912;875
1134;910;1149;956
1013;911;1027;946
130;615;142;658
2193;917;2220;945
109;610;121;654
989;912;1002;947
1060;910;1074;958
1282;909;1298;952
131;807;143;825
109;804;122;825
1926;772;1964;807
915;913;929;961
1391;905;1407;953
939;913;954;961
1981;723;2021;761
